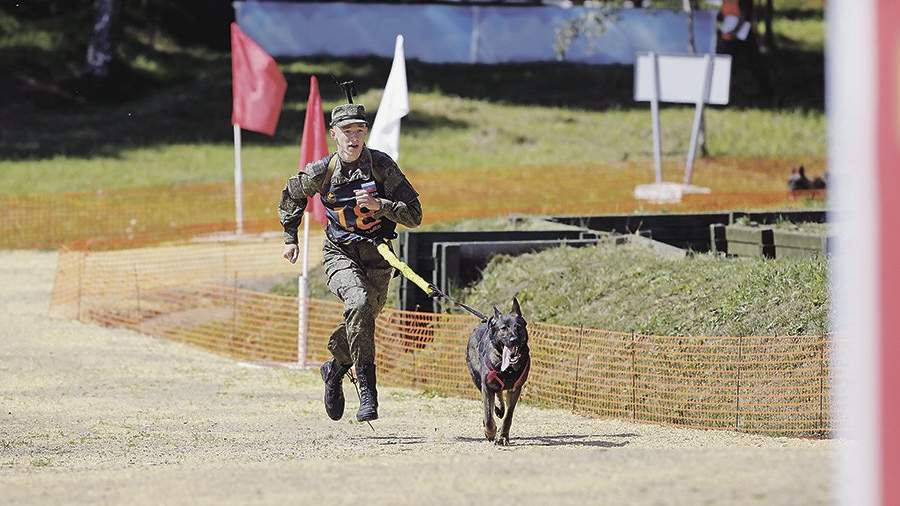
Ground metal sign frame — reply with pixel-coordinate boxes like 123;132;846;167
633;52;732;192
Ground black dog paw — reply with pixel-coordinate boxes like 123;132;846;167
494;435;509;446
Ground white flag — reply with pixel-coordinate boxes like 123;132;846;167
368;35;409;162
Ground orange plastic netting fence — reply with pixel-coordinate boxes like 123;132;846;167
0;181;281;250
49;242;832;437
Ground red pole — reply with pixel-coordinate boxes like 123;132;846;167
877;2;900;503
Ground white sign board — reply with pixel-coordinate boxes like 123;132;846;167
634;53;732;105
632;52;733;201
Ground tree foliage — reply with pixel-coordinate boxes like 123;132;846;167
553;4;619;61
3;0;234;51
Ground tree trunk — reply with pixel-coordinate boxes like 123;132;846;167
763;0;776;52
85;0;118;79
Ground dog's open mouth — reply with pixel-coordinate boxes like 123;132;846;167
501;345;519;372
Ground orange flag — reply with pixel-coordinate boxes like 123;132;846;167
298;75;329;225
230;22;286;136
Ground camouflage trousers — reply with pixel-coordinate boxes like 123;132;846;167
323;236;393;367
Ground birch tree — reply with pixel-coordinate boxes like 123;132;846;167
85;0;118;78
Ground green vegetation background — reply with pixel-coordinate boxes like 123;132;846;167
2;1;825;194
3;1;828;337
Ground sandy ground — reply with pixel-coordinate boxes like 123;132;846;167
0;250;838;505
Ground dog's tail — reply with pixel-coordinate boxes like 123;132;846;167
495;393;506;419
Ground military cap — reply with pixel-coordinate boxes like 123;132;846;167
330;103;368;127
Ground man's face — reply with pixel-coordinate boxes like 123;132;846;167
331;123;368;162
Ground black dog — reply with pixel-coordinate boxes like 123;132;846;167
466;297;530;446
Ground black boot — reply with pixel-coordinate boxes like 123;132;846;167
355;363;379;422
320;359;351;421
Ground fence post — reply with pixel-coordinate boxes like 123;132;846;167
222;248;229;298
736;336;743;431
819;336;825;436
572;326;584;413
631;332;637;421
297;274;309;368
76;251;85;322
232;272;238;344
133;264;141;330
412;347;417;388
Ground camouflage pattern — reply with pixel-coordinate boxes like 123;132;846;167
278;147;422;367
278;148;421;245
322;236;393;367
330;103;367;127
320;148;394;244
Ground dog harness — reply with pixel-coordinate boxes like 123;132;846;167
484;356;530;392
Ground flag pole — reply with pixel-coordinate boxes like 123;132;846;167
297;212;311;368
233;123;244;235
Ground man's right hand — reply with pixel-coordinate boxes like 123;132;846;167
282;244;299;264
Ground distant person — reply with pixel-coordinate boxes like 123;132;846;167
788;166;812;191
278;100;423;423
719;0;774;99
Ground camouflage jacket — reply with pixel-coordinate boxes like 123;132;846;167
278;147;422;245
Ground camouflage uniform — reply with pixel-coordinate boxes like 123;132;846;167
278;105;422;369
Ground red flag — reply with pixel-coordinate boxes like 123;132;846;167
298;75;329;225
230;22;286;136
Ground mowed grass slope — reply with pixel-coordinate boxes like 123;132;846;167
461;242;827;337
275;246;829;338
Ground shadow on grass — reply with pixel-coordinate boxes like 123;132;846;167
348;433;634;447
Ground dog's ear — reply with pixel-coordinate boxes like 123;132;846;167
511;296;522;317
493;305;501;320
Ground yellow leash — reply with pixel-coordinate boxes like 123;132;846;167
374;241;488;322
375;242;435;296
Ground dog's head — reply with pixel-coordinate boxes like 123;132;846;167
489;297;528;372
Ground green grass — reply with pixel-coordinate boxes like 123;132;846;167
774;17;825;52
0;101;826;195
773;221;828;234
733;216;829;234
460;241;827;337
1;7;826;195
30;456;52;467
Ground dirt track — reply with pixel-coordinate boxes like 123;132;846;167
0;251;838;505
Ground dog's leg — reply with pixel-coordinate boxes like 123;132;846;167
482;384;496;442
494;392;506;419
495;387;522;446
